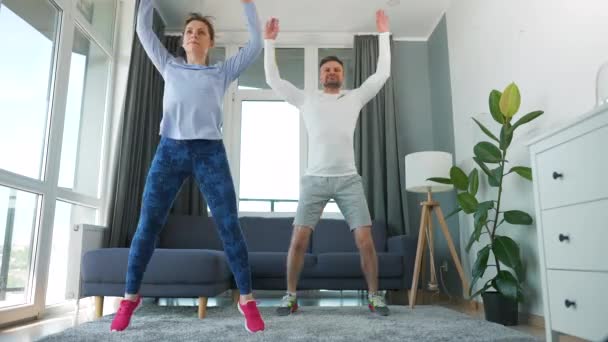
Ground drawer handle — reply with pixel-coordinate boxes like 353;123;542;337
552;172;563;180
564;299;576;309
558;234;570;242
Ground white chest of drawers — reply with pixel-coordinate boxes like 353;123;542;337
529;104;608;342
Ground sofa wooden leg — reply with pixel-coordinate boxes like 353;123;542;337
95;296;104;318
198;297;208;319
231;289;240;304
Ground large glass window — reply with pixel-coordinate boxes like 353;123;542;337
58;28;110;197
0;1;60;179
238;101;300;212
46;201;97;306
208;47;225;65
238;48;304;90
74;0;116;45
0;0;116;326
0;186;40;308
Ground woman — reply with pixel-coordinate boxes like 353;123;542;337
110;0;265;333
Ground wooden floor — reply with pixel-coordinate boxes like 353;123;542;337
0;291;586;342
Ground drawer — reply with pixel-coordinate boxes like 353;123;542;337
546;270;608;341
542;199;608;272
536;124;608;209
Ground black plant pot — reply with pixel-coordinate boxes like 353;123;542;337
481;291;518;326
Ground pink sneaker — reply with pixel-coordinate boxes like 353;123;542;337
110;296;142;332
237;300;265;333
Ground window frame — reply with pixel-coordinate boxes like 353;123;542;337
224;43;353;218
0;0;119;325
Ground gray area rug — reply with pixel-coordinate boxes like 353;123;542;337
37;304;539;342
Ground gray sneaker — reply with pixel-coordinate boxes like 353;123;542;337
276;294;298;316
368;293;390;316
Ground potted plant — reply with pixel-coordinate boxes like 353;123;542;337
429;83;543;325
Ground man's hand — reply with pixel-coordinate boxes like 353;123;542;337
265;17;280;40
376;10;389;33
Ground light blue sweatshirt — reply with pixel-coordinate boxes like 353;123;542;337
136;0;262;140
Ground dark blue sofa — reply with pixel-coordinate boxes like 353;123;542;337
81;215;416;318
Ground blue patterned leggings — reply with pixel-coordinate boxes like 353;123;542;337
125;137;251;295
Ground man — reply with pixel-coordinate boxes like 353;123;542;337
264;10;391;316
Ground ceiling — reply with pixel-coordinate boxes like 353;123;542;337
156;0;452;40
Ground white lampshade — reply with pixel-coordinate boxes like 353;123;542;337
405;151;454;193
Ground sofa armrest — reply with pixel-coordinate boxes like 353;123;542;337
387;235;417;255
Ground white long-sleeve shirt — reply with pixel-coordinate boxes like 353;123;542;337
264;33;391;176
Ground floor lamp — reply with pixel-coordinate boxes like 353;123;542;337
405;151;469;308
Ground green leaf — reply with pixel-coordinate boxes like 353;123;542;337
445;207;462;219
427;177;453;185
470;245;491;294
457;192;479;214
472;118;499;143
489;90;505;124
466;205;490;252
499;83;521;118
504;210;533;225
495;270;520;301
473;157;498;185
517;288;524;303
450;166;469;191
500;124;513;150
466;215;485;252
468;169;479;196
512;110;544;132
488;166;503;187
469;280;492;300
466;201;493;251
474;142;502;164
509;166;532;181
465;228;480;253
514;260;526;283
493;235;521;270
478;201;495;212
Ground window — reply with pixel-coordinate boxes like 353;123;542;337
0;1;60;179
58;28;110;197
74;0;116;45
46;201;97;306
318;48;354;89
233;47;351;215
238;48;305;90
0;0;116;325
238;101;300;211
209;47;225;65
0;186;40;308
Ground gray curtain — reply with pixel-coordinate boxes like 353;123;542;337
106;6;205;248
353;35;409;236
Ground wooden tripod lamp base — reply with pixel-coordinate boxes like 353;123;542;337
408;191;469;308
404;151;469;309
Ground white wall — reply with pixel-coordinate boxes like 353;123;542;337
446;0;608;316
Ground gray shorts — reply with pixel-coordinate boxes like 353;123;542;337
293;174;372;230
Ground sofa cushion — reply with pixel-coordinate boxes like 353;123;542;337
311;219;387;254
240;217;301;252
82;248;232;284
160;215;223;250
248;252;316;277
308;252;404;278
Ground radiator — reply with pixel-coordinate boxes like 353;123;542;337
65;224;107;300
